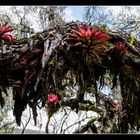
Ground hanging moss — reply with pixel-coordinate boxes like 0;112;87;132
1;21;140;133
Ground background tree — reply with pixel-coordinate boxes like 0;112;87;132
0;6;66;39
84;6;140;39
84;6;112;26
26;6;66;29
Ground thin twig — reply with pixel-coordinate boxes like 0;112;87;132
63;116;95;134
59;109;71;134
21;107;32;134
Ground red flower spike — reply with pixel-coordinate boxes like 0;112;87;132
0;26;13;35
81;22;88;31
114;43;127;54
97;34;108;41
0;23;13;35
0;23;16;44
86;26;91;36
112;102;122;111
95;31;102;37
90;28;98;37
48;94;58;104
77;29;87;37
2;34;16;42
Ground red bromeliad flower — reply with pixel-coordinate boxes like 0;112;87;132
46;94;59;117
112;101;122;111
67;22;109;48
47;93;58;104
113;42;127;54
0;23;16;44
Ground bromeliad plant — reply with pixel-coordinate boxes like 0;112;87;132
60;22;111;91
0;23;16;45
113;42;127;54
45;93;60;117
67;22;109;51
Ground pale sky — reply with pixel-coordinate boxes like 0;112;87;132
64;6;85;22
1;6;140;32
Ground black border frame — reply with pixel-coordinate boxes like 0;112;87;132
0;0;140;137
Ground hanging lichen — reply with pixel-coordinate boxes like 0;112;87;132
1;21;140;133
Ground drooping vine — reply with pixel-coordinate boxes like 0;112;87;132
1;21;140;133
